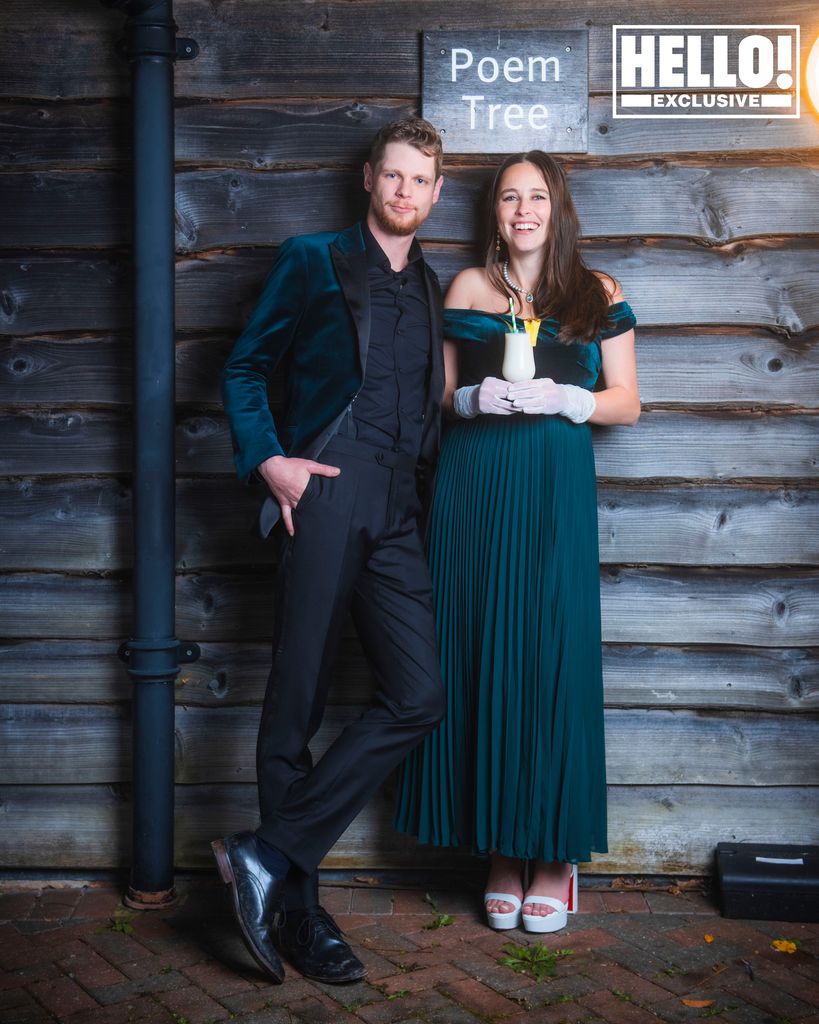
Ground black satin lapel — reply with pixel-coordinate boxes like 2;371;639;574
256;494;281;539
331;245;371;371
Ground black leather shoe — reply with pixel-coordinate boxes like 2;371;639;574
211;831;286;983
272;905;367;983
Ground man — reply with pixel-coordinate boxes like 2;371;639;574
212;118;446;985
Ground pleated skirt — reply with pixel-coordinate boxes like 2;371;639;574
395;413;608;862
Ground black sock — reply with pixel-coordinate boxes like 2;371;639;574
255;834;291;877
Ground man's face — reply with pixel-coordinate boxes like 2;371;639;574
363;141;443;237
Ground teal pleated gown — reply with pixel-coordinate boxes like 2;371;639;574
395;302;637;863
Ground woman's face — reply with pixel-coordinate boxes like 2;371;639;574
495;161;552;258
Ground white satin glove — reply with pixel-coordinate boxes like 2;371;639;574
506;378;597;423
453;376;518;418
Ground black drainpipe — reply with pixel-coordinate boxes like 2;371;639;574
106;0;199;909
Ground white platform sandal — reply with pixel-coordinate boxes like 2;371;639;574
521;864;578;934
484;891;522;930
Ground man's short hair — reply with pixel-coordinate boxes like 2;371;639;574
368;117;444;180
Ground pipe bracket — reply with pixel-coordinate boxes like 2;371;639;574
103;1;200;64
177;642;201;663
118;639;201;681
176;38;199;60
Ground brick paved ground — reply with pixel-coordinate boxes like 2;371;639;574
1;877;817;1024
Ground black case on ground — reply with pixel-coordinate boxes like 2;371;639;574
716;842;819;922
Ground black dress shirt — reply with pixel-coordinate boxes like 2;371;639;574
349;224;431;456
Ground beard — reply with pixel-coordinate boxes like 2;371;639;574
370;197;425;236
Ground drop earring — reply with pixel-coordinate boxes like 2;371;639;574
495;231;501;256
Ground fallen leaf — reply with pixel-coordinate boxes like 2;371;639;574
771;939;797;954
704;933;714;943
667;881;704;895
609;875;654;890
681;999;715;1008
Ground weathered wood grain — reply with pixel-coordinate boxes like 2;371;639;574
587;96;819;156
592;413;819;481
0;785;132;870
0;477;132;570
4;0;818;102
5;98;819;169
5;166;819;249
4;243;817;335
2;640;816;711
3;703;816;786
600;645;818;711
0;172;128;248
635;330;819;407
9;408;814;479
0;100;128;168
599;567;819;646
0;410;133;475
173;411;819;480
0;476;259;571
1;783;816;872
0;335;135;406
0;256;130;336
0;573;131;639
179;705;819;786
0;705;130;784
180;95;819;161
3;478;818;570
569;166;819;245
0;0;127;100
2;568;815;645
5;330;819;408
175;242;818;336
176;99;411;168
0;641;135;703
597;485;819;564
0;99;407;170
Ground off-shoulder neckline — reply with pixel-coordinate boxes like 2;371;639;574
444;300;631;320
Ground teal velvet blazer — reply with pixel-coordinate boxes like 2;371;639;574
221;223;444;534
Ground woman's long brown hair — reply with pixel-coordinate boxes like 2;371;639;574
484;151;614;344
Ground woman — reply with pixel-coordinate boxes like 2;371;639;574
395;151;639;933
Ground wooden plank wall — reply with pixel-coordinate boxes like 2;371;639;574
1;0;818;874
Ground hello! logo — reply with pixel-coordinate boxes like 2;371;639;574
612;25;800;118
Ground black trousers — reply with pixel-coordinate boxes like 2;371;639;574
255;436;445;880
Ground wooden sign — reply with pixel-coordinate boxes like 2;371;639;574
422;31;589;153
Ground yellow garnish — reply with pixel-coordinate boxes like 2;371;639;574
703;934;714;943
524;318;541;347
771;939;797;954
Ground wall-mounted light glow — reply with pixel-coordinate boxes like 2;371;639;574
807;34;819;117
